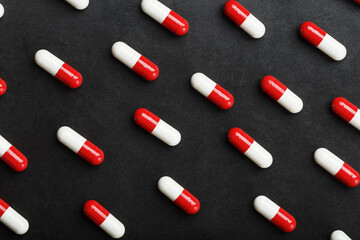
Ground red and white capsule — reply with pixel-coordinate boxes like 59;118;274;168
0;78;7;96
57;126;104;166
112;42;159;81
134;108;181;146
35;49;82;88
141;0;189;36
191;73;234;110
158;176;200;215
0;135;27;172
332;97;360;131
254;195;296;233
314;148;359;188
261;76;303;113
331;230;351;240
0;199;29;235
300;22;346;61
84;200;125;239
65;0;89;10
228;128;272;168
224;0;265;39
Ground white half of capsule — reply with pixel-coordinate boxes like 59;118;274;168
254;195;280;221
314;148;343;176
349;110;360;131
141;0;171;24
35;50;64;77
244;141;273;168
191;73;216;98
240;14;266;39
65;0;89;10
151;120;181;146
158;176;184;201
277;88;303;114
0;135;12;158
317;34;347;61
99;214;125;239
0;4;4;18
112;42;142;69
330;230;352;240
57;126;86;153
0;207;29;235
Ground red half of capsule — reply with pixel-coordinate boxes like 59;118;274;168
132;56;159;81
162;10;189;36
271;207;297;233
260;76;287;101
1;146;28;172
0;199;9;217
55;63;83;89
332;97;358;122
223;0;250;26
134;108;160;133
300;22;326;47
335;162;360;188
0;78;7;96
84;200;110;226
174;189;200;215
354;0;360;3
208;85;234;110
78;140;104;166
227;127;254;153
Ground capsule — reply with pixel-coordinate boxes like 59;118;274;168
0;135;27;172
191;73;234;110
35;49;82;88
332;97;360;131
314;148;359;187
158;176;200;215
57;126;104;166
330;230;351;240
112;42;159;81
228;127;272;168
260;76;303;113
134;108;181;146
141;0;189;36
0;199;29;235
84;200;125;239
300;22;346;61
223;0;265;39
65;0;89;10
254;195;296;232
0;3;4;18
0;78;7;96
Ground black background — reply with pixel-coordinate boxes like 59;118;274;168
0;0;359;239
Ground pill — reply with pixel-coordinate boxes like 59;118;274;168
332;97;360;131
141;0;189;36
0;4;4;18
331;230;351;240
134;108;181;146
0;78;6;96
35;49;82;88
0;198;29;235
254;195;296;232
191;73;234;110
57;126;104;166
0;135;27;172
158;176;200;215
112;42;159;81
84;200;125;239
300;22;346;61
314;148;359;187
65;0;89;10
260;76;303;113
228;127;272;168
223;0;265;39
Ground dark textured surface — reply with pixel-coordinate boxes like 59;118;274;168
0;0;359;239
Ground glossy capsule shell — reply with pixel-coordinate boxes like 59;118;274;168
330;230;351;240
112;42;159;81
191;73;234;110
300;22;346;61
84;200;125;239
0;199;29;235
314;148;359;187
0;78;7;96
35;49;82;88
261;76;303;113
134;108;181;146
65;0;89;10
332;97;360;131
228;128;272;168
0;4;4;18
57;126;104;166
0;135;27;172
158;176;200;215
141;0;189;36
224;0;265;39
254;195;296;232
